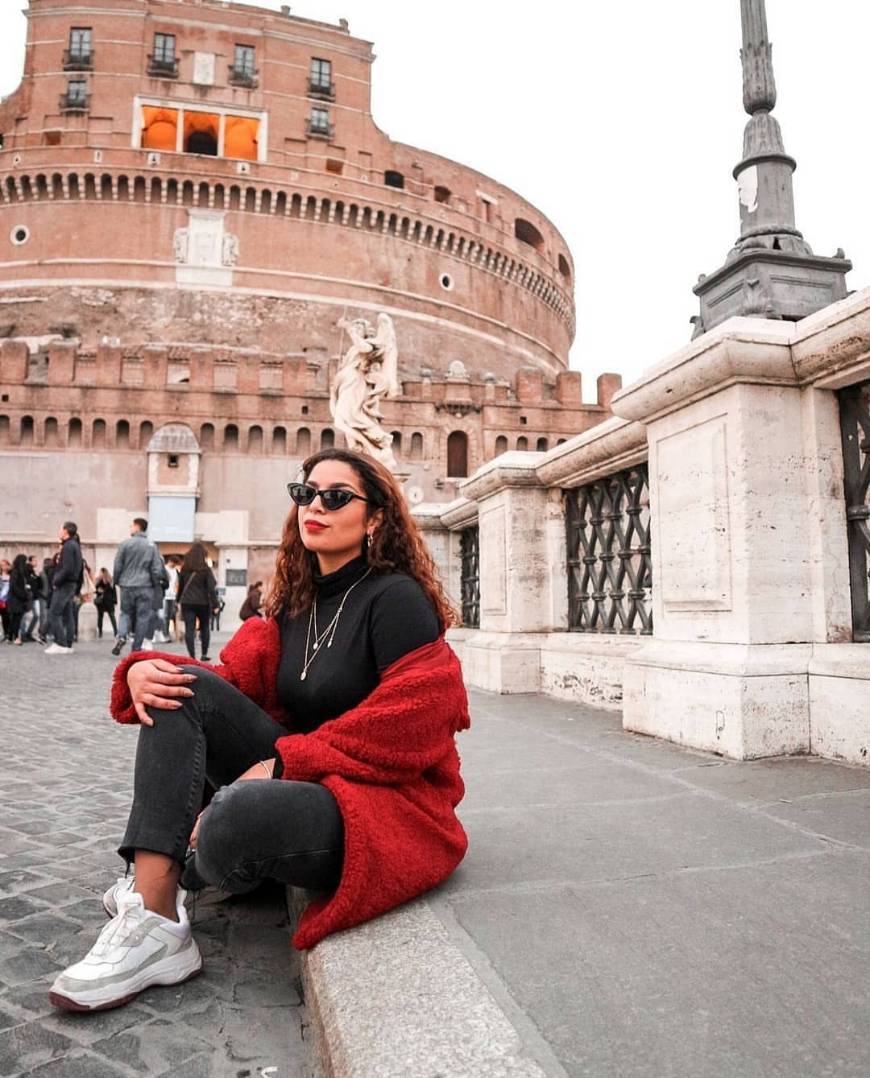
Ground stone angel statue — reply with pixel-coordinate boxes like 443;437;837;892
329;314;401;470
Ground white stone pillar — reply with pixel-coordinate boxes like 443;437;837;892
612;319;850;759
457;453;548;692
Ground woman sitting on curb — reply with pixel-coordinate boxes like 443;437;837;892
49;448;470;1012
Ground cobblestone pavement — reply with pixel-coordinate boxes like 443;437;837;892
0;635;313;1078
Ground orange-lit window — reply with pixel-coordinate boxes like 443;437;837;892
141;106;179;151
225;115;259;161
184;111;219;156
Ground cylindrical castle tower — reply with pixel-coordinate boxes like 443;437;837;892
0;0;618;616
0;0;575;378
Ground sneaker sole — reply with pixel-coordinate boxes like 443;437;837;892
49;949;202;1012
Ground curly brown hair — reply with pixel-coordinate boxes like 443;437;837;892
264;447;457;629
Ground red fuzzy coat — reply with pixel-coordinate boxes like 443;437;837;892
109;617;470;949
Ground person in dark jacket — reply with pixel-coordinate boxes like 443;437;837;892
94;568;118;639
37;557;54;642
46;522;83;654
19;555;42;642
178;543;220;661
7;554;30;645
238;581;264;621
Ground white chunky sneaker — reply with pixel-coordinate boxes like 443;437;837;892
102;876;188;919
49;890;201;1011
102;875;136;918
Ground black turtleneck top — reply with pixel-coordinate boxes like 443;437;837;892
275;555;440;735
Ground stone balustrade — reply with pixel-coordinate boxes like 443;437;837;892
415;285;870;766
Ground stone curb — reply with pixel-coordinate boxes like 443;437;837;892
288;890;548;1078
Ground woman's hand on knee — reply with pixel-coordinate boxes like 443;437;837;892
127;658;197;725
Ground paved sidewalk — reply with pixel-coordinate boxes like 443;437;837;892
434;690;870;1077
0;635;312;1078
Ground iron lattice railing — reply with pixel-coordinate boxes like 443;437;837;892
838;380;870;641
459;525;480;629
566;464;652;634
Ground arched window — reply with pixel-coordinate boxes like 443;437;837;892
20;416;34;446
138;420;153;448
556;438;567;446
224;424;239;450
410;432;424;461
0;415;9;445
447;431;468;478
515;218;545;253
199;422;215;449
116;419;130;449
272;426;287;454
320;428;335;450
516;436;528;451
247;425;263;454
536;437;549;452
558;254;571;281
296;427;311;456
92;418;107;448
69;417;84;448
44;417;59;447
495;435;508;456
390;431;402;455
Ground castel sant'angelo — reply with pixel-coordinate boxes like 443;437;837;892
0;0;619;606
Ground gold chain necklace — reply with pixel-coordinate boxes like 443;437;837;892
300;567;372;681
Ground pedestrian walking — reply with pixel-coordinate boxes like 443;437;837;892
49;448;469;1014
178;543;219;661
37;557;54;642
19;555;42;642
94;568;118;639
238;580;264;621
45;522;83;654
7;554;30;645
164;555;181;641
0;559;11;642
110;518;166;656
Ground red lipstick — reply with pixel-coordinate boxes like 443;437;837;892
304;520;328;532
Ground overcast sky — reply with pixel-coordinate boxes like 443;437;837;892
1;1;867;397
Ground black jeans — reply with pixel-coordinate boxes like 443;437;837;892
97;607;118;637
120;667;344;894
48;583;77;648
182;603;210;659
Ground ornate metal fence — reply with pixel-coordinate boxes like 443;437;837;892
565;464;652;634
459;525;480;629
838;381;870;642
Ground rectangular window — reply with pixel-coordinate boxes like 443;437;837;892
234;44;255;76
310;57;332;90
67;79;88;105
310;107;329;135
69;27;92;59
154;33;176;63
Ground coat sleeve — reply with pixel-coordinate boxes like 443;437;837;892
112;545;124;587
109;615;281;724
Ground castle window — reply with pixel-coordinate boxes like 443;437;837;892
61;79;89;112
184;111;219;156
326;158;343;175
434;185;451;204
517;436;528;451
495;436;508;455
536;437;549;452
410;432;424;460
64;28;93;70
309;58;334;98
321;428;335;450
384;170;404;190
308;107;331;138
230;44;257;88
447;431;468;478
168;454;179;468
515;218;545;253
149;34;178;78
558;254;571;280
